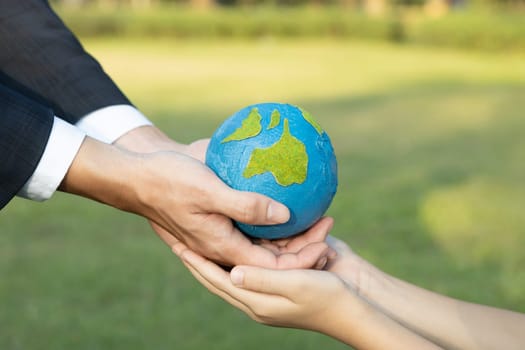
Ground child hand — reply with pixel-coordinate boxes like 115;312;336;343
173;231;444;350
177;245;350;332
324;235;386;299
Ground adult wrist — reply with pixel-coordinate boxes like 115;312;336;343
113;125;188;154
58;137;142;213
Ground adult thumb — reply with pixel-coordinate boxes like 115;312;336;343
210;186;290;225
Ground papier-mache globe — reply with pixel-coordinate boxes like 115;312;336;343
205;103;338;239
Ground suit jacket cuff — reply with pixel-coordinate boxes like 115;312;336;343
18;117;86;201
76;105;152;144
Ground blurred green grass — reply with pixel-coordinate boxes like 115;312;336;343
1;38;524;349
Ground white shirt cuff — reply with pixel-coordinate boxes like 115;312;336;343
76;105;152;144
18;117;86;202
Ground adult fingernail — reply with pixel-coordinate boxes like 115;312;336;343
267;202;289;224
230;268;245;286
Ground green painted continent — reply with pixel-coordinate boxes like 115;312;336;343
243;118;308;186
267;109;280;130
222;107;262;143
299;107;323;135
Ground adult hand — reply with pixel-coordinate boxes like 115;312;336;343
70;127;333;268
127;148;322;267
154;216;335;269
131;132;333;268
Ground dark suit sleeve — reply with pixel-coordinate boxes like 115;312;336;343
0;81;54;210
0;0;131;124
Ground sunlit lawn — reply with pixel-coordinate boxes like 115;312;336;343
1;38;524;349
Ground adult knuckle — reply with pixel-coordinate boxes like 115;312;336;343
239;200;259;223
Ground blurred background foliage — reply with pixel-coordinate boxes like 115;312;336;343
50;0;525;51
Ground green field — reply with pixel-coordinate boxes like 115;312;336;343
1;38;524;349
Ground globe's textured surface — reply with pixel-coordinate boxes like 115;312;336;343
206;103;338;239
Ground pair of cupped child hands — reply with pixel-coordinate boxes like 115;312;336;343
151;216;443;350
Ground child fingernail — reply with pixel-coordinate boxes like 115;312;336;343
231;268;245;286
316;257;328;270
